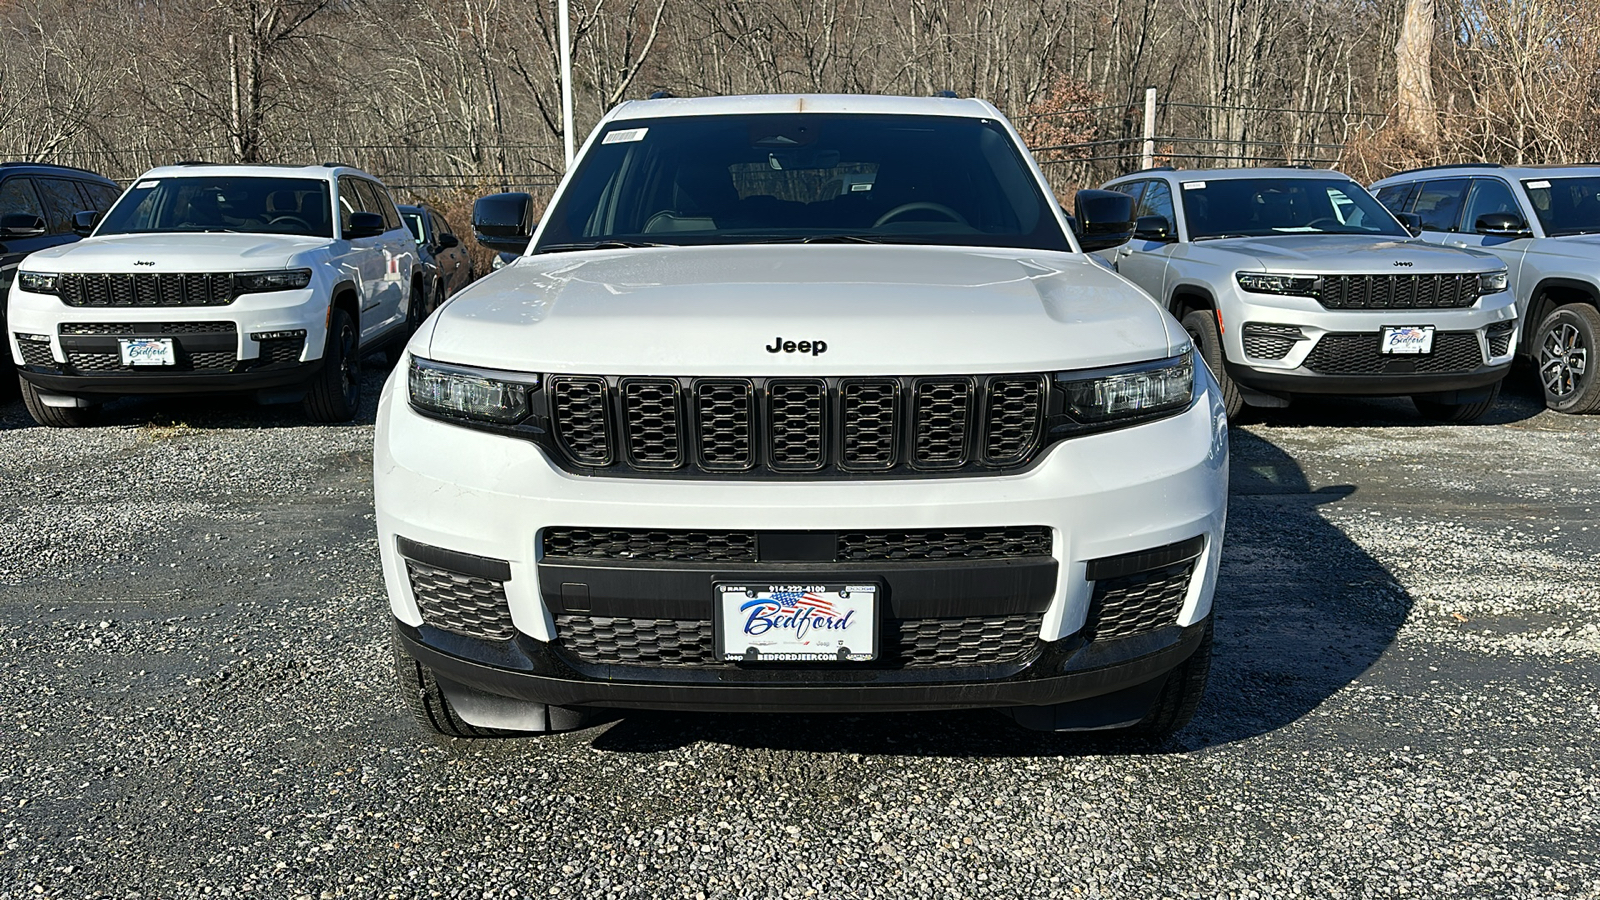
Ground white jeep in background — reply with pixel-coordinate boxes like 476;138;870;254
6;163;420;426
1099;167;1517;422
1371;164;1600;413
375;93;1229;741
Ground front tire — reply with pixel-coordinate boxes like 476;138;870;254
1181;309;1245;420
392;641;516;738
1413;380;1501;423
1126;622;1213;741
385;281;426;366
303;307;360;423
1535;303;1600;413
19;376;99;428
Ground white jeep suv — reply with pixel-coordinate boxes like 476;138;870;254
1099;168;1517;422
1370;164;1600;413
376;94;1229;739
7;163;420;426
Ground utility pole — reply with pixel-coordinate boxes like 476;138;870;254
1141;86;1157;170
559;0;575;170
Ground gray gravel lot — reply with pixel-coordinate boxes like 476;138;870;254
0;362;1597;900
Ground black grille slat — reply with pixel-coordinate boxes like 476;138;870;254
694;380;754;470
836;527;1052;561
983;377;1043;464
543;526;1051;563
17;338;55;368
406;561;515;641
1303;332;1484;375
839;379;898;470
622;379;683;469
543;528;757;562
1487;322;1515;358
767;379;826;470
1314;273;1478;310
913;379;972;467
1085;560;1194;640
59;322;235;336
1240;323;1304;361
255;336;305;366
551;377;612;466
57;272;240;308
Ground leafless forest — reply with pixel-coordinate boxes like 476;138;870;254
3;0;1597;218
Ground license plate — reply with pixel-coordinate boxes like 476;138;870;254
716;583;878;662
1380;325;1435;355
118;337;176;366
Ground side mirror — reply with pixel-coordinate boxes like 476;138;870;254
1133;215;1174;242
1071;189;1136;252
1474;212;1532;238
344;211;386;240
436;232;460;250
0;213;46;238
1396;212;1424;237
473;193;535;253
71;210;100;237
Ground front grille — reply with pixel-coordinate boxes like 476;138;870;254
60;321;235;336
1487;321;1515;358
1240;323;1305;360
57;273;238;307
1303;332;1483;375
1314;273;1479;310
65;349;238;373
1084;560;1193;640
16;337;55;368
555;612;1043;669
542;526;1052;563
547;374;1046;477
406;561;515;641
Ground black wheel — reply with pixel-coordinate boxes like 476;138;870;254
303;307;360;423
1535;303;1600;413
386;281;425;366
430;277;447;313
1126;621;1212;741
18;375;99;427
1413;380;1501;423
392;640;517;738
1181;309;1245;420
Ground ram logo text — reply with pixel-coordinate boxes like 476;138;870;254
766;336;827;355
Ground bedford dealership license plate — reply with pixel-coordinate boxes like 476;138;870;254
1380;325;1435;355
118;337;176;366
716;583;878;662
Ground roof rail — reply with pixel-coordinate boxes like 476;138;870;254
932;90;960;98
1139;165;1177;172
0;160;109;177
173;160;215;166
1387;162;1502;177
647;90;676;100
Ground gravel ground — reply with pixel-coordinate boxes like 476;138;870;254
0;363;1597;899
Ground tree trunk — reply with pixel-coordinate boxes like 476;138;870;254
1394;0;1439;146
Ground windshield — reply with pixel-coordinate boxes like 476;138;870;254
1179;177;1408;240
96;176;334;238
534;113;1069;252
1521;177;1600;236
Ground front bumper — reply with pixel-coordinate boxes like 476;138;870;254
374;360;1229;715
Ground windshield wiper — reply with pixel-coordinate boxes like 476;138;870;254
1191;233;1256;241
747;234;899;244
535;240;668;254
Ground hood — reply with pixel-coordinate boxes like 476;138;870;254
424;244;1179;376
1204;234;1502;274
1537;233;1600;258
21;232;331;272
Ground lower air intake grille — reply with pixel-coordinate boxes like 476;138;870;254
1240;323;1305;360
406;561;515;641
541;527;1052;563
1487;321;1515;358
16;337;55;368
554;613;1043;669
835;527;1052;561
1085;560;1194;640
542;528;758;562
255;336;305;366
1303;331;1484;375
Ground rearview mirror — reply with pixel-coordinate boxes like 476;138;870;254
344;211;386;240
1071;189;1136;252
1474;212;1532;238
71;210;100;237
473;193;535;253
1396;212;1424;237
0;213;46;238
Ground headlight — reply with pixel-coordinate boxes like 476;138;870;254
1236;272;1321;296
1056;350;1195;424
409;357;538;424
236;268;313;293
1479;270;1509;294
17;272;58;295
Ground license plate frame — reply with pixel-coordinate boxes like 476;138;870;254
118;337;177;366
1380;325;1435;355
714;583;879;663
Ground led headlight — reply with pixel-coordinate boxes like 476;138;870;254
1479;270;1509;294
1235;272;1321;296
236;268;313;293
409;357;538;424
17;272;58;295
1057;350;1195;424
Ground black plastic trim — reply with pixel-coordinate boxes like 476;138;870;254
397;536;512;582
18;360;322;395
1227;361;1509;396
1086;535;1205;581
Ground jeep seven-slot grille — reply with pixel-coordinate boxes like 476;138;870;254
57;273;239;307
1304;331;1484;375
554;612;1043;669
541;527;1052;562
1313;273;1479;310
547;375;1045;477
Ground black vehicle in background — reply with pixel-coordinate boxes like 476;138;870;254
398;204;473;313
1;163;123;372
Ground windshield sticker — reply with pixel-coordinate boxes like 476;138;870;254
1526;180;1551;189
603;128;648;144
134;180;159;189
1182;181;1206;190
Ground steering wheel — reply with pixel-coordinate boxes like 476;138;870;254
874;202;969;228
267;215;313;233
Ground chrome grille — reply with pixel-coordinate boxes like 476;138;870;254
1085;560;1194;640
1304;332;1484;375
1315;273;1479;310
406;561;515;641
57;272;238;307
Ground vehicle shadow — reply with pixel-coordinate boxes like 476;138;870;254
580;427;1408;757
1244;368;1545;428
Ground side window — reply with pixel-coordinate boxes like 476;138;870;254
336;176;362;234
0;177;46;223
1136;180;1175;221
1111;180;1147;209
1460;179;1522;232
83;182;123;213
1374;183;1414;215
1411;179;1470;232
34;177;90;234
431;211;456;240
361;180;401;232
